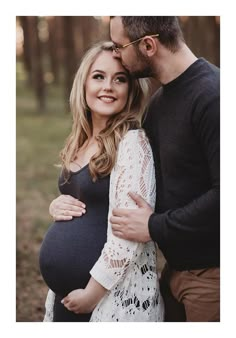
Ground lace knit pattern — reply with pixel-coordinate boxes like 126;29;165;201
90;130;164;321
43;289;55;321
43;129;164;322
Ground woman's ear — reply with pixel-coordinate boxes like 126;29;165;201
140;36;158;57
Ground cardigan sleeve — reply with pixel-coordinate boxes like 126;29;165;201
43;288;55;322
90;129;156;290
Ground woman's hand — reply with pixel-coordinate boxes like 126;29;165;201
61;289;95;314
61;277;107;314
49;194;86;221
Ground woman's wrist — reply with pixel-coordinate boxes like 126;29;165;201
85;277;107;307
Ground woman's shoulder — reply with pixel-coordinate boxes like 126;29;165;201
118;129;151;158
121;128;147;142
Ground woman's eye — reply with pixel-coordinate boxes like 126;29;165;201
114;76;127;83
93;74;104;80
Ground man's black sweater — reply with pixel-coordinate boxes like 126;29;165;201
143;58;220;270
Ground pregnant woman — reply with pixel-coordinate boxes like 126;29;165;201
39;41;164;322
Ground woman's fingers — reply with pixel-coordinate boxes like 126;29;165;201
63;195;86;209
53;214;73;221
49;195;86;220
62;202;86;214
52;207;85;221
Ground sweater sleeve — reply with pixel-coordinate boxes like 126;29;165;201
148;96;220;253
90;129;156;290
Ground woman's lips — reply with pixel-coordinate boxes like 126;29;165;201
98;96;116;103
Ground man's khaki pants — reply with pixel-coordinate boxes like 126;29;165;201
160;264;220;322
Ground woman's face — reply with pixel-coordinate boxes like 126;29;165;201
85;51;129;119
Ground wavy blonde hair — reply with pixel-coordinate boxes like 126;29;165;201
60;41;150;182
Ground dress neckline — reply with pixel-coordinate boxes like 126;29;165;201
70;163;89;175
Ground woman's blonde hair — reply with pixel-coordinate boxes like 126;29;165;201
60;41;150;181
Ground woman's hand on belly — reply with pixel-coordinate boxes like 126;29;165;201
61;277;107;314
49;194;86;221
61;288;96;314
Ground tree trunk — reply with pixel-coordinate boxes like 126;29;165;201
27;16;45;111
19;16;33;85
47;16;60;84
180;16;220;67
62;16;77;111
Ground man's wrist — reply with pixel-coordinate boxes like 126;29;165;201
148;212;156;241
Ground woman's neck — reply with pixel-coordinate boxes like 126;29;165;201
90;113;108;138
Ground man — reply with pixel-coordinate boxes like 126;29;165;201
50;16;220;322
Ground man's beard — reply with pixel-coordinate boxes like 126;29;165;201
130;66;153;79
129;47;155;79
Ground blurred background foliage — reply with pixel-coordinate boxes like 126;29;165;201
16;16;220;321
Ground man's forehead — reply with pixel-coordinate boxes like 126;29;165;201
110;17;127;42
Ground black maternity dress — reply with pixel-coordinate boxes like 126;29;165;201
39;165;110;321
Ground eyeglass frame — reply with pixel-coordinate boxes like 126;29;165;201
112;34;159;53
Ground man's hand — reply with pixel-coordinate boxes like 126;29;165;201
110;192;153;243
49;194;86;221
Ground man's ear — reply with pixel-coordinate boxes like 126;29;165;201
140;36;158;57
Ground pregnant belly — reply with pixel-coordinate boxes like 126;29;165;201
39;218;107;297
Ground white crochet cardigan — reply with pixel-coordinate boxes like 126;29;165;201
43;129;164;322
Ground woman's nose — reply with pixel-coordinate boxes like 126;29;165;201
103;79;113;91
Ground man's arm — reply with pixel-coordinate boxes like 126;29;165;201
150;96;220;245
111;97;220;251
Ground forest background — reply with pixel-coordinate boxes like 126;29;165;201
16;16;220;321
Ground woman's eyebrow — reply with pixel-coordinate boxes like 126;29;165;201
114;71;128;76
92;70;128;76
92;69;105;73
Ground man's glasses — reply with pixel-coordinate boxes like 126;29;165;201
112;34;159;53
